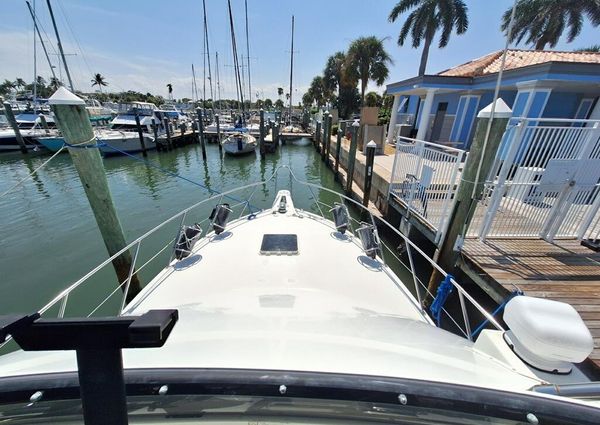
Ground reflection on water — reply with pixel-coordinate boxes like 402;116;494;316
0;141;350;314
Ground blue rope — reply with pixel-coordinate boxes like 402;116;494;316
430;274;454;326
470;290;523;339
66;139;259;214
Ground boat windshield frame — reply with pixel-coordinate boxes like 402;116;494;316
0;368;597;424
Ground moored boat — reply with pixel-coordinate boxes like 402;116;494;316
221;130;257;155
0;168;598;424
36;129;155;155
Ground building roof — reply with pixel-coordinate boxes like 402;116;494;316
438;49;600;77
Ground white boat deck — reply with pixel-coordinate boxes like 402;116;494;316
0;198;553;392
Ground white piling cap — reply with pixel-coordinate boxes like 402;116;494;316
352;119;360;127
477;98;512;119
48;87;85;106
367;140;377;147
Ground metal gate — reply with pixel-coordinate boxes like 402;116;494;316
478;118;600;241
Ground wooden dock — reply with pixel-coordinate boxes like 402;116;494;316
460;237;600;368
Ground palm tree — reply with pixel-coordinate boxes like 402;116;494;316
49;77;61;91
14;78;26;91
308;76;327;107
502;0;600;50
345;36;392;106
277;87;284;99
167;83;173;100
389;0;469;76
323;51;347;99
575;44;600;52
91;73;108;93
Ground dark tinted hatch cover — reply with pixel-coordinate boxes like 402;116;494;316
260;234;298;255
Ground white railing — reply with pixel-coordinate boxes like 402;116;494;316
475;118;600;241
1;166;504;349
388;137;467;244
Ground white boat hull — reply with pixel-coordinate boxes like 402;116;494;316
222;133;257;155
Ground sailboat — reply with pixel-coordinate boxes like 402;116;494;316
284;15;304;141
221;0;256;156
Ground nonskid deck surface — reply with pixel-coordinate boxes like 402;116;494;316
0;209;541;391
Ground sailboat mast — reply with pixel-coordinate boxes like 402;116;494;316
227;0;245;117
202;0;207;109
192;64;199;104
46;0;74;92
32;0;37;103
216;51;222;113
288;15;294;123
202;0;214;113
26;1;56;81
245;0;252;108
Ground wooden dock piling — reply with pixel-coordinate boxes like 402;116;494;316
48;87;141;301
163;118;172;151
325;113;333;165
196;109;207;161
151;119;161;151
363;140;376;207
428;100;512;297
216;114;222;154
259;109;265;160
3;103;28;154
345;120;360;195
321;111;329;162
38;114;51;135
315;121;321;152
134;112;148;157
334;121;345;180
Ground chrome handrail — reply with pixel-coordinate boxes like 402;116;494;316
12;165;502;348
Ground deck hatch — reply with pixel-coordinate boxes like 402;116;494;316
260;234;298;255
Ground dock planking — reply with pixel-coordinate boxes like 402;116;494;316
462;238;600;367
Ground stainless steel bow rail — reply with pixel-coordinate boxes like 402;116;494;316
4;166;503;347
0;309;178;425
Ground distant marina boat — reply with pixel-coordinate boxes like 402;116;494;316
0;110;55;152
222;130;257;155
36;129;155;155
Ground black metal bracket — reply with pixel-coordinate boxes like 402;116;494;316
0;309;178;425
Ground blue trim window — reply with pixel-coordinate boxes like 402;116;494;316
450;95;480;147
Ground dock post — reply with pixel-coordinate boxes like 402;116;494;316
163;118;172;151
315;121;321;152
151;118;160;151
196;108;207;161
321;111;329;162
3;103;28;154
325;113;333;165
259;108;265;160
216;114;222;154
334;121;345;180
427;99;512;300
273;124;279;147
48;87;141;301
38;114;51;135
345;120;360;195
363;141;376;207
134;112;148;157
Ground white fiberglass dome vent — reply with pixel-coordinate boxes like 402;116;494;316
503;296;593;374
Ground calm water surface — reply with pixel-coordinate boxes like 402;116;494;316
0;141;412;318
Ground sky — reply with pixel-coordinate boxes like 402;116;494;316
1;0;599;102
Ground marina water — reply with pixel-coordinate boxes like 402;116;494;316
0;141;410;317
